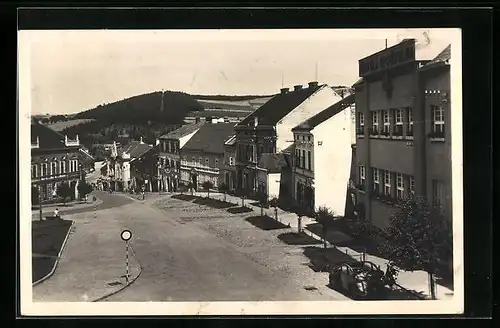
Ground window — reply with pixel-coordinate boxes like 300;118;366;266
60;161;66;174
407;107;413;137
308;135;311;142
205;158;210;166
382;110;390;134
357;112;365;135
432;180;446;207
409;176;415;195
31;164;38;179
431;105;445;137
40;163;46;177
372;168;379;192
307;151;312;170
384;171;391;196
394;109;404;136
371;111;379;134
215;158;219;167
396;173;404;198
302;150;306;168
52;162;58;175
198;157;202;165
229;156;234;166
359;165;365;189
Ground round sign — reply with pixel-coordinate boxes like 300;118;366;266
121;229;132;241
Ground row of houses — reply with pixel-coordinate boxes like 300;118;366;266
30;122;95;204
97;38;452;230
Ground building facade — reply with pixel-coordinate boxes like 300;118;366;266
31;123;84;204
291;93;355;216
179;122;235;190
158;122;204;192
233;81;343;196
222;135;237;192
353;39;452;229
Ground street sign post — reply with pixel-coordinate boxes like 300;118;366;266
121;229;132;283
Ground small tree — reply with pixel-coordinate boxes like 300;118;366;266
257;190;268;217
187;182;194;196
77;180;92;199
269;197;279;221
293;203;309;233
218;182;228;202
202;180;214;198
380;196;453;300
315;206;336;249
56;182;72;205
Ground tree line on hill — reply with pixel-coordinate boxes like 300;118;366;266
191;94;276;101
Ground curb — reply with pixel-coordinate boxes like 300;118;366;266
33;220;75;286
91;245;143;302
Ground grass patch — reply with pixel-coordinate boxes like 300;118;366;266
302;246;358;273
171;194;198;201
193;197;237;209
32;219;72;282
246;215;289;231
278;232;322;245
227;206;253;214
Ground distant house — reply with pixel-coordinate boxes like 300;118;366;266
31;122;84;204
222;135;237;192
291;93;355;216
102;138;157;192
183;111;249;124
158;122;204;192
233;81;343;197
179;122;235;190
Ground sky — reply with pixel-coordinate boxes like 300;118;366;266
20;28;458;115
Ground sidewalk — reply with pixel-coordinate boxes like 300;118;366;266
195;192;455;300
32;207;141;302
31;194;103;221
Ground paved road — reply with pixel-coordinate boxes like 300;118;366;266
100;195;345;302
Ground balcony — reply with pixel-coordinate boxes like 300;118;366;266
428;131;445;142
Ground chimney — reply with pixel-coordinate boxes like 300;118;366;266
294;85;303;91
308;81;319;88
280;87;289;94
254;116;259;127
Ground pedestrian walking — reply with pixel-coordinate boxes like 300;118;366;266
54;208;59;219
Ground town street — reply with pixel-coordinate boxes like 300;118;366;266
41;191;348;302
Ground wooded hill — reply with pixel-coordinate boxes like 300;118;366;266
191;94;276;101
74;91;203;124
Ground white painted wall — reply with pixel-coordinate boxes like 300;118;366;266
276;86;343;152
179;129;201;149
267;173;281;200
312;106;352;216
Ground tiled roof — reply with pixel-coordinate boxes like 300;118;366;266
281;143;295;154
159;122;204;139
292;93;355;131
258;153;286;174
421;44;451;70
182;123;235;154
237;84;324;127
121;141;153;158
31;122;71;150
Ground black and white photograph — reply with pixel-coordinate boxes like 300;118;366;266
19;27;463;316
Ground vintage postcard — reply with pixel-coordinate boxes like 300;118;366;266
18;28;463;316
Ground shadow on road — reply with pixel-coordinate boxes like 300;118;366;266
278;232;323;246
245;215;289;231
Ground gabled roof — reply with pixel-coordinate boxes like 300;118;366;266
236;84;324;127
258;153;286;174
420;44;451;71
292;93;355;131
121;141;153;159
31;122;73;150
182;123;235;154
224;135;237;146
159;122;204;139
